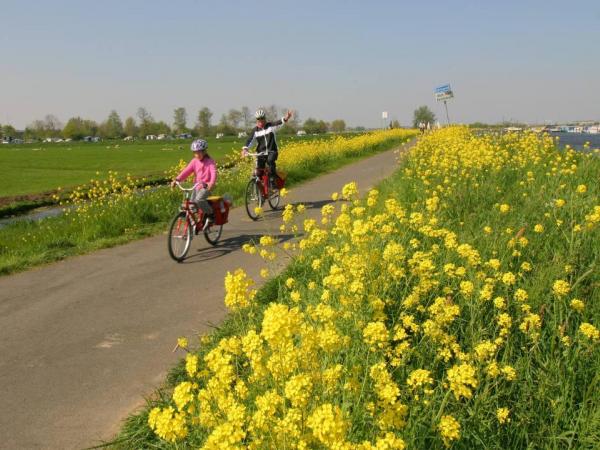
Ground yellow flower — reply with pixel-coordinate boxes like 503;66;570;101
341;181;359;200
224;269;257;311
576;184;587;194
406;369;434;390
534;224;544;233
579;323;600;342
307;404;348;446
570;298;585;312
446;363;478;400
552;279;570;297
284;374;313;408
499;204;510;213
331;192;339;201
438;415;461;447
501;272;516;286
148;406;188;442
554;198;566;208
177;337;188;349
497;407;511;424
363;321;389;351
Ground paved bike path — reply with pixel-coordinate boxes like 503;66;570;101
0;142;412;449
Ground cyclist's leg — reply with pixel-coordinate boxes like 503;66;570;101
267;151;278;186
257;155;267;173
192;188;213;219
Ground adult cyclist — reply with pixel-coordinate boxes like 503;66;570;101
242;108;293;186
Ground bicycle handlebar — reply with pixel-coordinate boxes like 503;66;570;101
243;150;268;157
174;181;199;191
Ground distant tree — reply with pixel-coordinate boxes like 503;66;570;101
26;120;47;140
216;114;235;136
391;119;401;129
265;105;279;121
330;119;346;133
62;117;87;140
241;106;252;128
100;110;124;139
137;107;155;137
83;119;99;137
227;109;243;130
1;124;17;138
124;117;138;137
153;121;171;135
412;106;436;128
62;117;98;140
280;108;300;135
303;118;329;134
195;107;213;137
173;107;187;134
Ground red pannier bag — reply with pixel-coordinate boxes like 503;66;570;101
275;171;286;189
208;195;232;225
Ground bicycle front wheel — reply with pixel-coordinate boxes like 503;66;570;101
245;179;263;221
168;212;192;262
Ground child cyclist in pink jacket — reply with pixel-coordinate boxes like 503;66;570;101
171;139;217;220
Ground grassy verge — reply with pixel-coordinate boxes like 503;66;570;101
111;128;599;449
0;129;417;276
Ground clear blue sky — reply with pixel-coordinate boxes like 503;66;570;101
1;0;599;129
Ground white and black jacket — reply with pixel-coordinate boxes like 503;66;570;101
243;117;288;154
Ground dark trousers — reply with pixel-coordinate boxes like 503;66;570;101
257;151;278;179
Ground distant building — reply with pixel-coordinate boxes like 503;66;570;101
216;133;224;139
237;131;247;138
176;133;192;139
145;135;157;140
296;130;306;136
123;136;135;141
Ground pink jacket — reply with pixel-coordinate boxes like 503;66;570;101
175;157;217;190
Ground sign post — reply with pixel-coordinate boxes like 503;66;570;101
381;111;388;130
434;84;454;125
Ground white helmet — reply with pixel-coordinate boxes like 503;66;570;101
191;139;208;152
254;109;266;120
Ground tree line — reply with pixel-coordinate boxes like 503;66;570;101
1;106;350;141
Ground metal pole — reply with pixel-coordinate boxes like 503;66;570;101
444;100;450;125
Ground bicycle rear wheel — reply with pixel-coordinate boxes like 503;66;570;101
168;212;192;262
268;183;281;210
204;220;223;246
245;179;263;221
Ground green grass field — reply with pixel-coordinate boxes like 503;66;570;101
0;138;240;198
0;135;338;199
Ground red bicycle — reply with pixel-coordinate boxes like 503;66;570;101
243;150;285;220
167;182;230;262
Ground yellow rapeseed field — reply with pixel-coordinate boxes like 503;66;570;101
137;127;600;449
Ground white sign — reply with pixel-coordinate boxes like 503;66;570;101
382;111;388;119
434;84;454;101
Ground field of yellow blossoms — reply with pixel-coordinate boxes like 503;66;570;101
0;129;415;275
118;127;600;449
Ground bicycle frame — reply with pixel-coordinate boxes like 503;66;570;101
246;151;273;198
175;182;204;234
